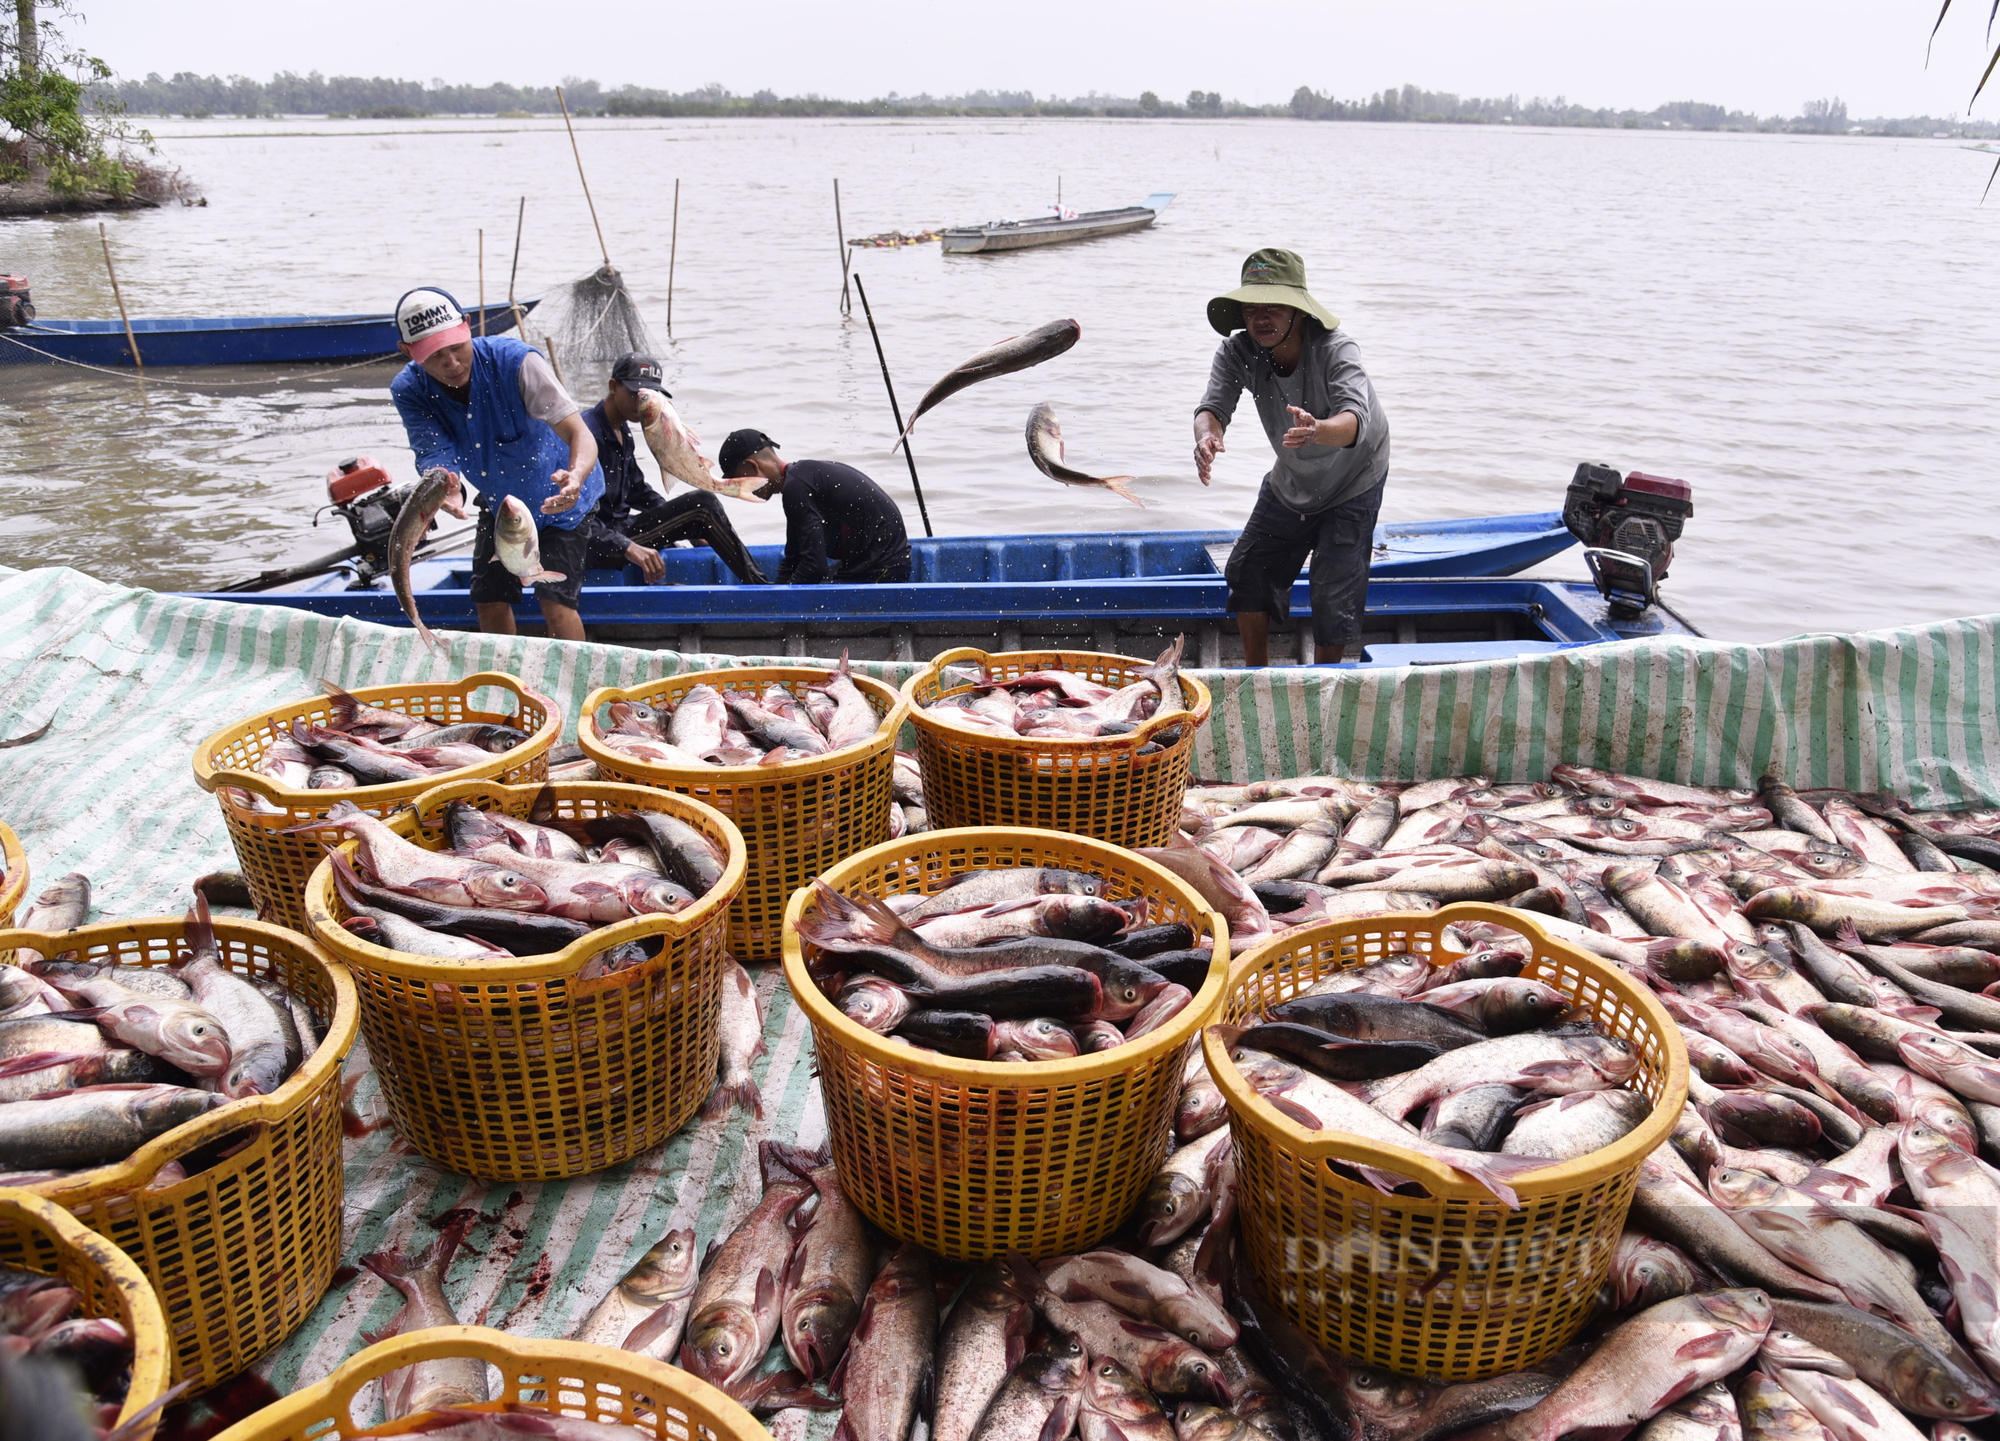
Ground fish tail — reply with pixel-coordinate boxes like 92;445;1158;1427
1101;475;1145;508
521;570;567;585
360;1211;474;1297
415;616;450;657
700;1077;763;1121
279;799;364;837
184;890;217;959
317;679;363;730
765;1140;831;1182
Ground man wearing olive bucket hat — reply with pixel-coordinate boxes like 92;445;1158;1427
1194;248;1390;666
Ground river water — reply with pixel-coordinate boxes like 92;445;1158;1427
0;115;1994;641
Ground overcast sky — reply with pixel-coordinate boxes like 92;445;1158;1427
66;0;2000;119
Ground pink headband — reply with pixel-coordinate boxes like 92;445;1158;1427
407;320;471;364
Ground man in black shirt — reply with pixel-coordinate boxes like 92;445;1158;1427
718;429;912;585
579;353;769;585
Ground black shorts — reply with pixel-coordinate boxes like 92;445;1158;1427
468;503;590;608
1223;478;1385;648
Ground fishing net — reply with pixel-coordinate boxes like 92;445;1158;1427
517;264;657;391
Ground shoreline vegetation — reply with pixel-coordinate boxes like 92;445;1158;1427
95;74;2000;139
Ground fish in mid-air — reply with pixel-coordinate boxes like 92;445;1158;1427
493;496;567;585
1026;402;1141;507
389;467;468;654
895;319;1082;450
638;392;767;502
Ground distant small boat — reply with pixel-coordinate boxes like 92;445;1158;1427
0;300;536;368
942;193;1174;254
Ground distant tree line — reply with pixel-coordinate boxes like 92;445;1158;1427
90;72;2000;138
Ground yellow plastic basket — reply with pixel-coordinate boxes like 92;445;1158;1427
0;1187;170;1441
902;648;1210;849
579;665;909;962
305;778;746;1182
206;1325;766;1441
192;672;560;931
0;916;357;1392
783;826;1230;1260
0;819;26;966
1208;902;1687;1383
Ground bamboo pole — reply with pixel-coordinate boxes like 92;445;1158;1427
97;222;141;372
853;274;932;538
477;227;486;335
555;85;611;268
545;335;565;388
667;179;679;338
834;178;852;315
506;195;528;339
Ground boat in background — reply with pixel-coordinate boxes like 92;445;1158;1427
942;193;1174;254
0;299;535;367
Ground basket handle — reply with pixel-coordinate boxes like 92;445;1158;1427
194;767;288;805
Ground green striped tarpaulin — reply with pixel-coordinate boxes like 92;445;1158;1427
0;563;1992;1429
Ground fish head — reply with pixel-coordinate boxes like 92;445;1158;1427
997;1018;1079;1060
1899;1119;1973;1176
786;1289;861;1382
682;1302;761;1388
1135;1173;1201;1247
1177;1080;1224;1136
1581;1036;1641;1084
1171;1404;1243;1441
1022;1328;1090;1392
1612;1236;1692;1310
1760;1329;1850;1375
1083;1357;1162;1419
464;866;549;912
1886;1343;1997;1419
1148;1344;1230;1404
494;494;529;530
155;1006;234;1078
1694;1287;1772;1336
1705;1167;1781;1210
629;1229;698;1300
626;876;692;916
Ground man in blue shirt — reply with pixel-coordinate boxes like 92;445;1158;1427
390;287;604;641
579;353;769;585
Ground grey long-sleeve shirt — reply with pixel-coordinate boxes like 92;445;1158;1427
1195;325;1391;514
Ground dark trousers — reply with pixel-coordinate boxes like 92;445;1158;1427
590;492;770;584
1223;478;1385;648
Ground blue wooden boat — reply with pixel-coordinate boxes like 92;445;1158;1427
181;513;1703;666
0;300;535;368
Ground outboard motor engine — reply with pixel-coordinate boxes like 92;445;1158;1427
1563;463;1693;619
0;276;34;328
319;457;420;584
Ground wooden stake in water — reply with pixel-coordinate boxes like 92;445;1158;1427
97;222;142;372
667;179;680;339
834;178;852;316
477;227;486;335
853;273;932;538
506;195;528;339
555;85;611;268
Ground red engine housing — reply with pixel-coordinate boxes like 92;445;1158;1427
326;456;391;506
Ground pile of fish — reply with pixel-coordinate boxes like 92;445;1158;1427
795;867;1206;1061
590;654;882;770
1118;762;2000;1440
0;1263;149;1441
0;880;319;1178
561;1139;1259;1438
319;793;727;970
919;639;1190;743
888;750;930;839
1203;962;1648;1209
221;683;531;810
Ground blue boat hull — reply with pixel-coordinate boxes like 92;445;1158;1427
0;301;534;367
180;515;1694;668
